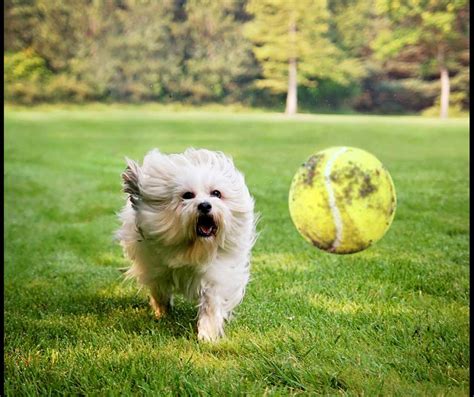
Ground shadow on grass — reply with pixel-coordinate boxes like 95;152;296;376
6;279;199;342
5;254;469;360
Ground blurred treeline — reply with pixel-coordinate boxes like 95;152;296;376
4;0;470;115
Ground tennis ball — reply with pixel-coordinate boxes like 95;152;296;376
288;147;396;254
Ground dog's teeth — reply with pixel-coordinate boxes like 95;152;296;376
199;226;212;235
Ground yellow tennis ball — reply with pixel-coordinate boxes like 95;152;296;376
288;147;396;254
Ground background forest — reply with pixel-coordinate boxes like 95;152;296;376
4;0;470;117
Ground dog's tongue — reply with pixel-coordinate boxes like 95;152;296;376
199;225;212;234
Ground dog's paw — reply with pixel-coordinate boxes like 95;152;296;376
197;316;224;342
197;327;221;342
150;297;170;319
153;305;168;319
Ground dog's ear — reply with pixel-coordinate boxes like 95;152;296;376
122;158;142;208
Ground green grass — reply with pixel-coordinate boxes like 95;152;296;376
5;107;469;396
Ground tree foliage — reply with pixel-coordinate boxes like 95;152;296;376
372;0;469;117
245;0;364;93
180;0;258;102
77;0;183;101
4;0;37;52
373;0;468;61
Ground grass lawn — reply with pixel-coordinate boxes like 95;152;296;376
4;106;469;395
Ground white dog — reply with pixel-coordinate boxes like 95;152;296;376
116;148;257;341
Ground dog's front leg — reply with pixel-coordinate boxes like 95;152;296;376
197;290;225;342
149;283;172;319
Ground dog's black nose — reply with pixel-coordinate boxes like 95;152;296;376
198;201;212;214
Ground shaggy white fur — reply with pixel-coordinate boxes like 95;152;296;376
116;148;257;341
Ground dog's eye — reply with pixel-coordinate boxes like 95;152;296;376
182;192;195;200
211;190;222;199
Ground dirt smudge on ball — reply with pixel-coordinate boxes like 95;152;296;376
310;237;333;251
303;154;324;186
300;228;334;251
359;174;377;197
331;164;378;203
388;195;396;215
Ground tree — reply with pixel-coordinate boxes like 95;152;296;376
174;0;257;102
329;0;381;58
71;0;257;103
245;0;363;115
32;0;90;72
330;0;440;114
4;0;37;52
74;0;184;101
372;0;469;118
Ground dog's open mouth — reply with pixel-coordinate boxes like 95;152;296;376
196;215;217;238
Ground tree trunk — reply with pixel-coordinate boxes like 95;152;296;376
285;57;297;115
439;66;450;119
285;21;297;116
437;46;450;119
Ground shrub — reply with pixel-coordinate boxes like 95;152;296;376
4;49;52;104
5;50;97;104
4;49;52;84
44;74;96;103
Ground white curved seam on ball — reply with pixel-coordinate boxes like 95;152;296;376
324;147;347;250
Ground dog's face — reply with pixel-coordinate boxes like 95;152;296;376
122;148;254;251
